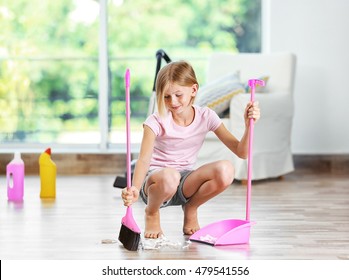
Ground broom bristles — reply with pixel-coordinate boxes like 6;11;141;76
113;176;126;189
118;223;141;251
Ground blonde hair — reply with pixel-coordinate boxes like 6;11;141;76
155;60;199;117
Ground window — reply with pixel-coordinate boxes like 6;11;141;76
0;0;261;151
0;0;100;149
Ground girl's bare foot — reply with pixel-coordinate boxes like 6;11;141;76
144;207;163;239
182;204;200;235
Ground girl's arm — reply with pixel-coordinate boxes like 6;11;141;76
132;125;155;190
214;123;248;159
122;125;155;206
214;101;260;159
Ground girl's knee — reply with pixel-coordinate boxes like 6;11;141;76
214;160;235;187
155;168;181;194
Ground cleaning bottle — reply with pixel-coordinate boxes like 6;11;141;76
39;148;56;198
7;152;25;202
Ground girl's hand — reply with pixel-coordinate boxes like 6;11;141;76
244;101;261;127
121;186;140;206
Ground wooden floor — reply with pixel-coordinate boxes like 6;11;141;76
0;171;348;260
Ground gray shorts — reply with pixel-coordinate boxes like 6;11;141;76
139;169;193;208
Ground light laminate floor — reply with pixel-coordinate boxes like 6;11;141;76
0;173;348;260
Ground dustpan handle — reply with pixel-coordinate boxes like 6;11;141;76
125;69;132;190
246;79;265;221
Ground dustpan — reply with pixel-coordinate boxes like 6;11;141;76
189;79;264;246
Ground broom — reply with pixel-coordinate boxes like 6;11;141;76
118;69;141;251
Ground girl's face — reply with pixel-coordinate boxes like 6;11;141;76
164;83;198;114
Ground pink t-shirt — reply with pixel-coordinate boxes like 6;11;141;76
144;105;222;171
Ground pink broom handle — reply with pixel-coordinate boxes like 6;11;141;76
125;69;134;220
125;69;131;189
246;79;265;221
123;69;141;233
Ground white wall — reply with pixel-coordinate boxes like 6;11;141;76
263;0;349;154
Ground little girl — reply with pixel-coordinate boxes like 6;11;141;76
122;60;260;239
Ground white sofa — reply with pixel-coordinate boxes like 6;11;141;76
195;52;297;180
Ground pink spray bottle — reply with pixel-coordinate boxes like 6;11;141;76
7;152;25;202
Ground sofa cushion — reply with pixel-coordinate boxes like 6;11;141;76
195;72;245;116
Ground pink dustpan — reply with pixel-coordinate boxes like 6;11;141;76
190;79;264;246
189;219;256;246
